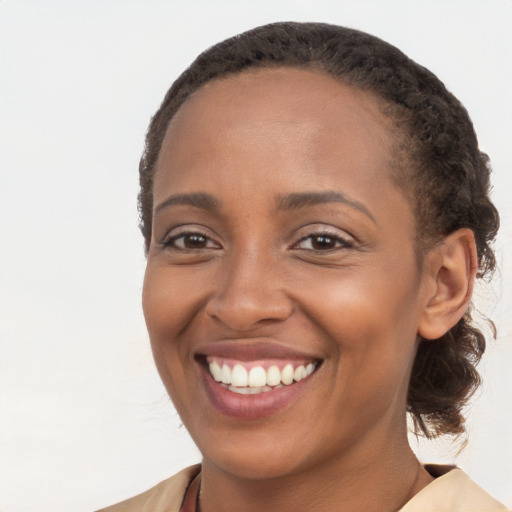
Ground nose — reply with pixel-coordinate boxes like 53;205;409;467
205;249;293;332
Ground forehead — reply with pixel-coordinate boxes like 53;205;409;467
156;67;396;194
165;67;392;149
155;68;404;214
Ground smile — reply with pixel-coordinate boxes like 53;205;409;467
196;342;322;418
207;357;318;395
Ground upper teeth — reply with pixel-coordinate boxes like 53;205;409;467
208;359;316;388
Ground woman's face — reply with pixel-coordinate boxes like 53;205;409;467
143;68;433;479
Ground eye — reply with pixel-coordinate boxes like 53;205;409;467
163;231;221;250
293;233;353;251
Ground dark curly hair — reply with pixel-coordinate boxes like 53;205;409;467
138;22;499;439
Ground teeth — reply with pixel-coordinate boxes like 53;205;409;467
266;365;281;387
293;365;304;382
221;364;231;384
210;360;222;382
249;366;267;387
231;364;248;387
208;359;318;391
228;385;276;394
281;363;294;385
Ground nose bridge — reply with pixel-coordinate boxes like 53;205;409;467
206;239;292;330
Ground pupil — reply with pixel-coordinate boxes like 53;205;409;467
313;235;335;249
186;234;206;248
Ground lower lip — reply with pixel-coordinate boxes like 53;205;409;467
199;363;314;419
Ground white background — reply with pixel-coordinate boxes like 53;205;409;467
0;1;511;511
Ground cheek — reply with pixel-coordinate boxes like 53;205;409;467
296;262;420;334
293;263;421;385
142;264;204;340
142;265;200;395
306;282;418;433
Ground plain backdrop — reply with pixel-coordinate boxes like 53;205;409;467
0;1;511;511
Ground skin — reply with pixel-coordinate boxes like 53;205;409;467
141;68;470;511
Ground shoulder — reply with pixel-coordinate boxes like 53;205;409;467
400;465;509;512
96;464;201;512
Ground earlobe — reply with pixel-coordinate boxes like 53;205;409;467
418;228;478;340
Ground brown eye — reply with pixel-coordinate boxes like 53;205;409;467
182;234;208;248
164;232;221;250
310;235;338;250
295;233;352;251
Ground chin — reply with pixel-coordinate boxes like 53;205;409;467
203;447;309;481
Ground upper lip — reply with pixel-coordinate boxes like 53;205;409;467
196;340;322;362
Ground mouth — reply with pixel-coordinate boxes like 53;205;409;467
195;342;322;419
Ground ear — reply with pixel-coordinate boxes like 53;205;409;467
418;228;478;340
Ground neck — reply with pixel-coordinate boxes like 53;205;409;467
198;429;433;512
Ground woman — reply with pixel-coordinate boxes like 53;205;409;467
99;22;507;511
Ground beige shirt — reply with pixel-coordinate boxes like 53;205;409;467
97;464;509;512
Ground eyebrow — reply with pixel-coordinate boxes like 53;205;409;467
155;193;218;213
154;190;376;224
277;191;376;224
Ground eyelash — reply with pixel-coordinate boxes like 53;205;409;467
162;230;221;250
292;232;354;252
162;229;353;253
